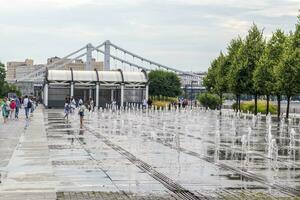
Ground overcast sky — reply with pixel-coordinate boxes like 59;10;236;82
0;0;299;71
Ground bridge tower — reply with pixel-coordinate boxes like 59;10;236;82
86;43;93;70
104;40;111;70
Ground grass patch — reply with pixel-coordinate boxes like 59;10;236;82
152;100;170;109
233;100;277;114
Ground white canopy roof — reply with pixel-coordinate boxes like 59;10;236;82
47;70;72;81
73;71;98;82
123;71;147;83
98;71;123;82
47;69;147;83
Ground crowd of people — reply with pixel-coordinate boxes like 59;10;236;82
0;95;38;123
63;97;95;128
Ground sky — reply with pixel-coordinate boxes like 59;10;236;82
0;0;299;72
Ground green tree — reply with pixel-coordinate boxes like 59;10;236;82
275;50;300;118
0;62;7;97
275;17;300;118
203;60;217;92
214;52;230;112
226;37;244;111
253;30;287;115
148;70;182;97
292;14;300;50
0;62;21;98
242;24;266;115
197;93;221;110
204;52;231;113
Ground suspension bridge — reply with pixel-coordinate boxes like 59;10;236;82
15;40;201;83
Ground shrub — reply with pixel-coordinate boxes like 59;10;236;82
197;93;221;109
150;96;177;109
233;100;277;114
150;96;177;102
148;70;182;97
152;100;170;109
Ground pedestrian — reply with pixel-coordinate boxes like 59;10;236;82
79;98;83;106
64;98;70;120
70;97;76;113
111;99;117;112
30;98;35;115
89;98;94;112
15;97;21;119
9;99;16;119
142;98;148;109
78;102;85;129
147;98;152;109
1;98;9;123
23;95;31;119
6;98;11;118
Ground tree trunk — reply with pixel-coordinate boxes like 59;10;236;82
219;93;222;115
266;95;270;115
235;95;239;112
238;95;241;112
286;96;290;119
254;94;258;115
277;94;281;119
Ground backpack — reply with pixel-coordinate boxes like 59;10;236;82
27;100;32;108
65;104;70;111
3;104;7;112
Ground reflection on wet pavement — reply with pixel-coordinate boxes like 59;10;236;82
1;107;300;199
48;107;300;199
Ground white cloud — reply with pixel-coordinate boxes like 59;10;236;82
0;0;144;9
0;0;299;71
221;18;251;33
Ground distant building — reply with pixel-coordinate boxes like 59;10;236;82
47;57;103;71
6;59;34;80
178;72;207;99
6;57;104;95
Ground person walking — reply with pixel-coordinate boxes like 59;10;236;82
142;98;148;109
70;97;76;113
1;98;9;123
6;98;11;118
15;97;21;119
78;102;85;129
9;99;16;119
111;99;117;112
89;98;94;112
147;98;152;109
23;95;30;119
64;98;70;120
79;98;83;106
30;97;35;115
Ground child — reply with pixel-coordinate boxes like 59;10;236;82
1;98;9;123
64;99;70;120
78;102;85;129
9;99;16;119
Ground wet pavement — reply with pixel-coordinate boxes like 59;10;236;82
0;107;300;199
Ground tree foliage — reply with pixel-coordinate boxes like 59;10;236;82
254;30;286;96
148;70;182;97
204;14;300;118
0;62;21;98
227;37;245;99
241;24;266;95
197;93;221;110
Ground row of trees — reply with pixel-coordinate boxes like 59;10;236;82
204;15;300;118
0;62;21;98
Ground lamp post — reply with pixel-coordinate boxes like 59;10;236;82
190;80;197;109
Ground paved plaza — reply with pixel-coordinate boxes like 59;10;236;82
0;107;300;199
